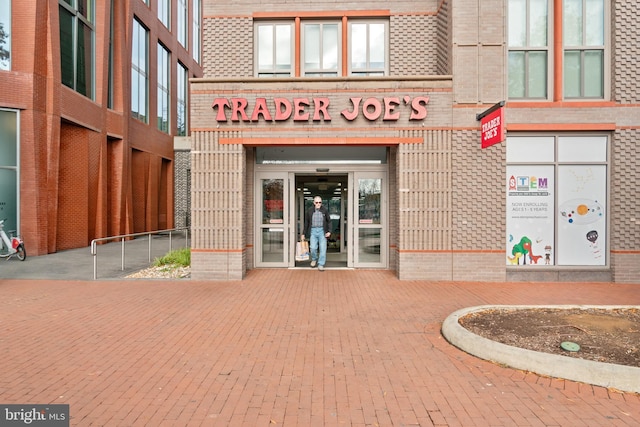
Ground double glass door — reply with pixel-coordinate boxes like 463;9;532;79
255;170;386;268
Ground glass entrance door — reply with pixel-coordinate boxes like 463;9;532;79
295;174;348;268
255;167;387;269
256;172;290;266
352;172;386;267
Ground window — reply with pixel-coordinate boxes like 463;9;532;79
302;22;340;76
0;109;19;233
107;0;114;108
349;21;388;76
255;17;389;78
508;0;607;100
563;0;605;98
158;0;170;29
59;0;95;99
131;19;148;123
177;0;187;48
255;22;293;77
507;0;549;99
177;62;187;136
506;135;608;267
157;44;170;133
0;0;11;70
192;0;201;63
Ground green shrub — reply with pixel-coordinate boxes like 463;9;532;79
153;247;191;267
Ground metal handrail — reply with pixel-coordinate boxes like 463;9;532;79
90;227;190;280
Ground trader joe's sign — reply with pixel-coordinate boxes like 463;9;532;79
211;96;430;123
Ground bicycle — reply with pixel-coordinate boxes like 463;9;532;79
0;218;26;261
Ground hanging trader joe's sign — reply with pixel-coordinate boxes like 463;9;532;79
477;101;505;149
211;96;429;123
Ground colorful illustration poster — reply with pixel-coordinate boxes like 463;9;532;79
506;166;554;266
556;165;606;265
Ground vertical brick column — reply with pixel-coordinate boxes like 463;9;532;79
191;131;246;280
397;129;454;280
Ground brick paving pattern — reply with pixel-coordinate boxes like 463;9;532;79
1;270;639;426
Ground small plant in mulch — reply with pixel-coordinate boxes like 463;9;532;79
153;247;190;269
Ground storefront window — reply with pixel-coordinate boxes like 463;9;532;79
506;135;607;267
0;109;18;232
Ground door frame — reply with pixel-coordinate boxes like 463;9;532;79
254;164;388;269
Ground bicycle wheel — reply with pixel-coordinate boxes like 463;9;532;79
16;244;26;261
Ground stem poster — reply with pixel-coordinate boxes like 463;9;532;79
506;166;554;266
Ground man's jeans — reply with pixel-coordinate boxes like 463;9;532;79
310;227;327;267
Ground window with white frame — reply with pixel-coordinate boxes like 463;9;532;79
506;135;608;267
192;0;201;63
0;0;11;70
508;0;607;100
563;0;605;98
302;21;340;77
254;18;389;78
131;18;148;123
177;62;187;136
349;21;388;76
255;22;293;77
177;0;187;48
158;0;170;29
507;0;549;99
59;0;95;99
157;44;170;133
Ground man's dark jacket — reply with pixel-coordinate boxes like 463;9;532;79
303;205;331;237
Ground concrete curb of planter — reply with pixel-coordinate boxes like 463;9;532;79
441;305;640;394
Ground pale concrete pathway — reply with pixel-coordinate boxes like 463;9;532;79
0;269;639;426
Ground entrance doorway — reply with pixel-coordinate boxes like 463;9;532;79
295;174;348;268
254;146;388;270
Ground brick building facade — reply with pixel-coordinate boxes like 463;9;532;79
187;0;639;282
0;0;202;256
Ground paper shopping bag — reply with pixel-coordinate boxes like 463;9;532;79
295;239;310;261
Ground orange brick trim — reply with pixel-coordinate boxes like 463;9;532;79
507;101;616;108
252;10;391;19
611;250;640;254
219;137;422;145
507;123;616;131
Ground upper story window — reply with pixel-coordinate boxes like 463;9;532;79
157;43;170;133
349;21;388;76
563;0;605;98
256;22;293;77
59;0;95;99
254;18;388;78
177;0;187;48
508;0;549;99
0;0;11;70
507;0;607;101
131;18;148;123
192;0;201;63
177;62;188;136
158;0;170;29
302;21;340;76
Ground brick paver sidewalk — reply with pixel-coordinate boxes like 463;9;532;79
1;270;639;426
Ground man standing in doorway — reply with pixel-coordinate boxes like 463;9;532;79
301;196;331;271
